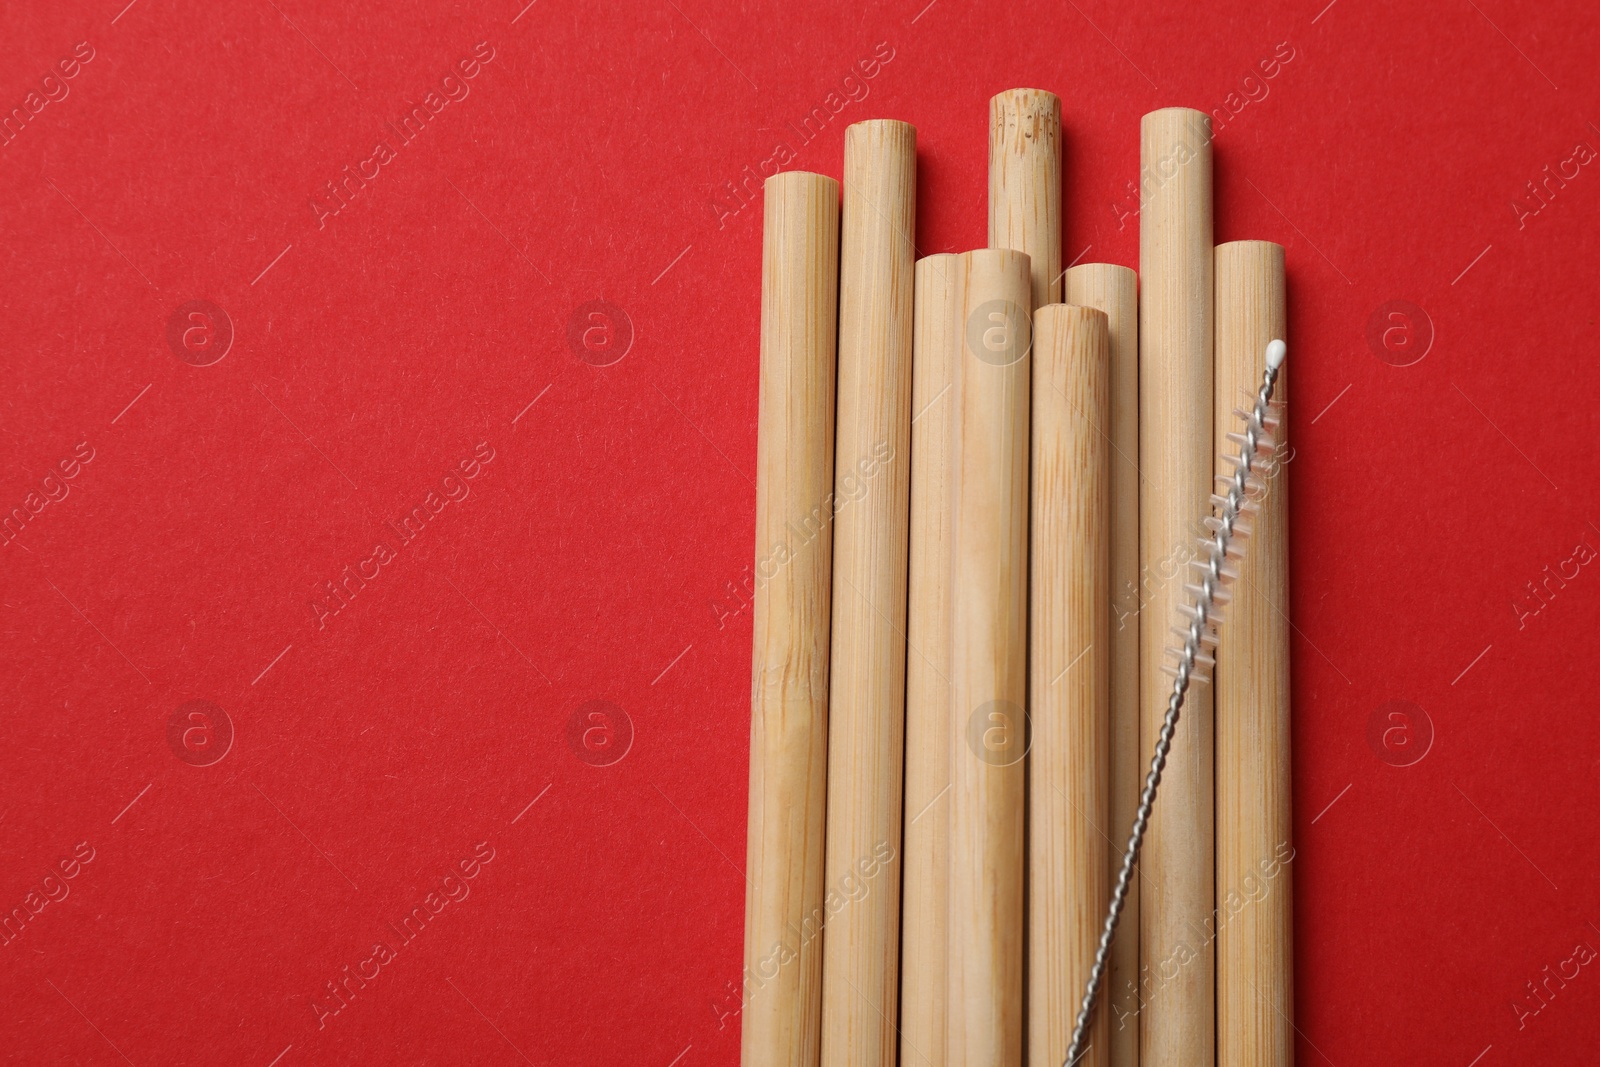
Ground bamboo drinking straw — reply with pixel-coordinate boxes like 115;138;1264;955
989;89;1063;307
1138;106;1215;1067
1064;263;1141;1067
821;119;917;1067
1214;241;1292;1067
900;253;963;1067
743;170;840;1067
949;247;1032;1067
1028;305;1111;1067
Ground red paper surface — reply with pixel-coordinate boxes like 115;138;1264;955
3;1;1598;1063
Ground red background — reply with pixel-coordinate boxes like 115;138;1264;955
3;0;1598;1064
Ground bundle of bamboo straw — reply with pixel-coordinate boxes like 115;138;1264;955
742;93;1292;1067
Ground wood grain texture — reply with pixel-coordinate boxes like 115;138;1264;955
1213;240;1292;1067
821;119;917;1067
1028;304;1111;1067
948;247;1032;1067
1137;107;1214;1067
989;89;1062;308
743;170;840;1067
1064;263;1141;1067
900;252;963;1067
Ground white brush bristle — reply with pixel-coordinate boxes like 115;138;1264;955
1215;471;1266;494
1188;557;1240;582
1212;492;1259;515
1164;645;1216;668
1228;430;1276;453
1184;582;1231;605
1204;515;1252;539
1162;661;1212;685
1169;624;1221;648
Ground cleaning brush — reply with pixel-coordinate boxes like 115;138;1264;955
1062;338;1288;1067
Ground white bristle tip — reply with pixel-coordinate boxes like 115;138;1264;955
1212;493;1259;513
1188;559;1240;581
1164;663;1213;685
1184;582;1231;604
1266;339;1287;369
1169;625;1221;648
1164;647;1216;667
1204;516;1252;537
1229;430;1277;452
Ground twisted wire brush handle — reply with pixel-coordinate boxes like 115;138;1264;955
1062;339;1288;1067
